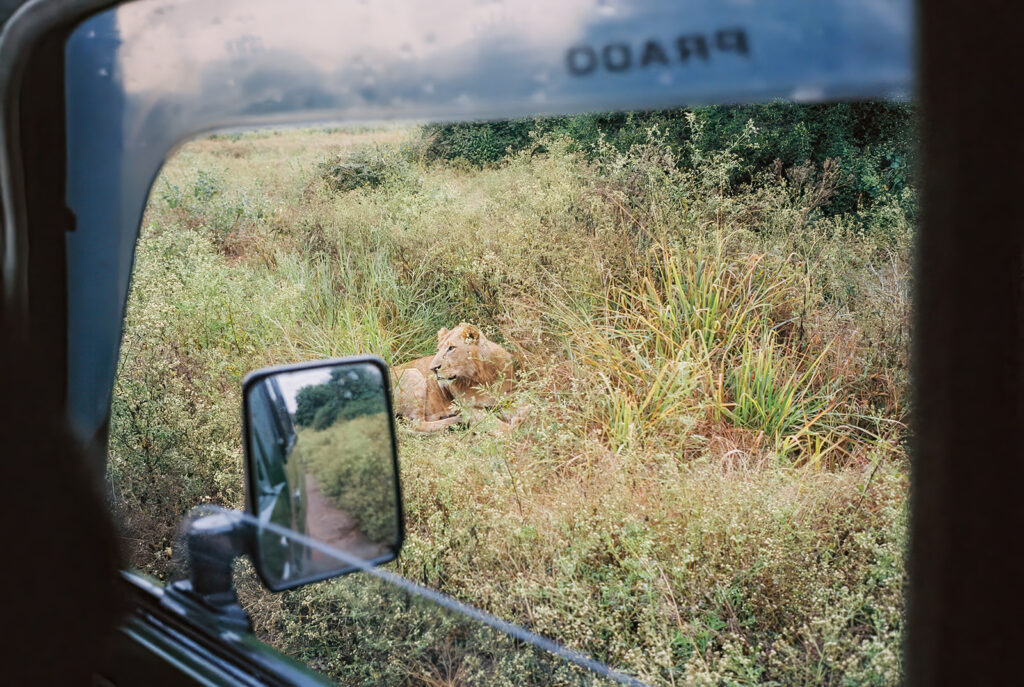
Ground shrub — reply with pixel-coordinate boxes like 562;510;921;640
318;145;418;193
192;168;225;201
161;167;269;248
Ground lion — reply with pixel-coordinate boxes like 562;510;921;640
391;322;526;433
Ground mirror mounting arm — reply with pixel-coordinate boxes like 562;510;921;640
166;510;254;632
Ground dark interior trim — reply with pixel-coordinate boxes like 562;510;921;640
907;2;1024;684
17;23;72;411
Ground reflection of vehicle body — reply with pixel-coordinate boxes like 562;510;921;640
247;376;306;583
249;375;296;515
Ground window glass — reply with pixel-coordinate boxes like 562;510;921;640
111;103;912;683
64;0;914;682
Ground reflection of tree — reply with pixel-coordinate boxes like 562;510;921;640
294;366;386;430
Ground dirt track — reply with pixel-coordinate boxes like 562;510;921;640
303;473;389;565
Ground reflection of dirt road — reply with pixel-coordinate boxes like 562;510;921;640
304;473;389;564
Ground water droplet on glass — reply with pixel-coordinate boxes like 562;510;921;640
658;71;673;85
87;30;96;39
399;43;415;60
597;0;616;17
790;87;825;103
98;68;108;77
424;32;437;45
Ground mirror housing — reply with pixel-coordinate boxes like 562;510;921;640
166;509;255;632
242;356;404;592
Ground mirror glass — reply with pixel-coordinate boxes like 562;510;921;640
244;358;401;590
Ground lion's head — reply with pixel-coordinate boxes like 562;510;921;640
429;322;512;390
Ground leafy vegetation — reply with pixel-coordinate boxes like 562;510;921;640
234;564;622;686
423;102;915;219
110;108;912;685
295;413;399;544
295;367;388;430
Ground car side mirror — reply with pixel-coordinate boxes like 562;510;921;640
242;356;404;591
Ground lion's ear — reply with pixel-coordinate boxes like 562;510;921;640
462;325;480;344
437;327;449;342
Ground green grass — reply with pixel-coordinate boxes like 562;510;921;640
110;122;911;685
723;332;836;455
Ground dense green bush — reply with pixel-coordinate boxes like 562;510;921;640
422;102;915;220
683;102;915;217
421;119;539;167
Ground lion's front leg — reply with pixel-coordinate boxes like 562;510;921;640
411;414;464;433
